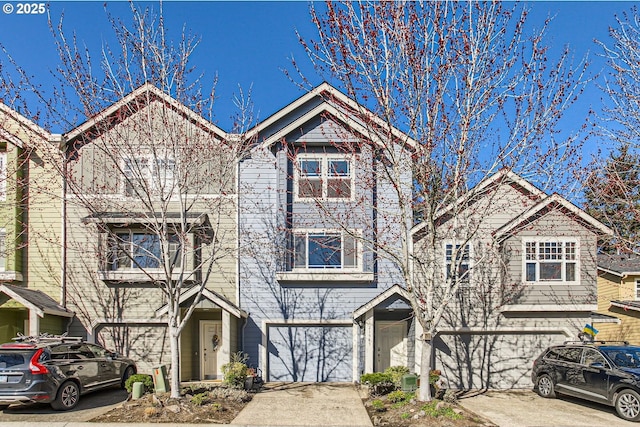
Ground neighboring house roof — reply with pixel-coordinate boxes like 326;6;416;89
598;253;640;277
63;83;228;146
0;284;74;318
610;300;640;314
494;193;613;242
353;284;412;319
246;82;417;151
0;102;51;147
156;286;247;319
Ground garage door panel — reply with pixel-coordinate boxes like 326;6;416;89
268;325;352;382
435;333;565;389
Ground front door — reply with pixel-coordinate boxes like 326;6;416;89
200;320;222;380
375;321;407;372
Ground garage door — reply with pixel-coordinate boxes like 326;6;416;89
435;332;566;389
268;325;352;382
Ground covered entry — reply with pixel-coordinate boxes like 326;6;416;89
156;287;247;381
354;285;417;377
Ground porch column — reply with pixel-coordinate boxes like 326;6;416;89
28;310;39;336
352;321;359;382
221;311;231;374
364;309;374;373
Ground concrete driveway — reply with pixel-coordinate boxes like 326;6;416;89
459;390;635;427
231;382;372;427
0;387;127;423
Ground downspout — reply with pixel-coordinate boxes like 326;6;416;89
56;134;68;308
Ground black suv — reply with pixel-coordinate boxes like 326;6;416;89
532;341;640;421
0;334;136;411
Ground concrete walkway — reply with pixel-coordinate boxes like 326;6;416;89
231;382;373;427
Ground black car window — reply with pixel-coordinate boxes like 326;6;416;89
544;349;560;360
556;347;582;363
50;344;70;360
602;348;640;368
0;352;28;368
88;344;107;358
583;348;608;367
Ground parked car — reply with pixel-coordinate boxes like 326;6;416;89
0;334;136;411
532;340;640;421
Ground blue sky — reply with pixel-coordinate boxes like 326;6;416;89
0;0;635;151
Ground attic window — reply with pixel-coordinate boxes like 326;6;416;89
523;238;578;284
295;154;353;200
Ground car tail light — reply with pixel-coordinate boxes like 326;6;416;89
29;349;49;375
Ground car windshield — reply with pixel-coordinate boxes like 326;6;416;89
601;347;640;368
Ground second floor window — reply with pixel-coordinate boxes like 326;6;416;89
123;156;176;197
108;231;181;270
296;155;352;200
293;230;359;270
524;239;577;283
445;243;471;283
635;279;640;300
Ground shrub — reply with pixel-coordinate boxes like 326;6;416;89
124;373;154;394
420;401;463;420
388;390;413;404
222;352;249;389
384;366;409;388
190;392;209;406
371;399;386;412
360;372;394;395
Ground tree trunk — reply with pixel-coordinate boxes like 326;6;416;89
417;339;433;402
169;321;181;398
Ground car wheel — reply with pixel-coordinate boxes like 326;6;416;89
0;405;9;411
51;381;80;411
536;374;556;398
615;389;640;422
121;365;135;389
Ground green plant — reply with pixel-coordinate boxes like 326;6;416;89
429;369;441;385
222;352;249;389
124;374;154;394
210;402;222;412
384;365;409;388
371;399;386;412
420;401;463;420
401;412;411;420
387;390;413;404
190;392;209;406
360;372;394;395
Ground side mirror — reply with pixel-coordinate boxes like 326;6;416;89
590;362;605;369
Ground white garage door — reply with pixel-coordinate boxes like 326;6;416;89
268;325;353;382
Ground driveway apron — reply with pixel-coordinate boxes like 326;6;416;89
231;382;372;427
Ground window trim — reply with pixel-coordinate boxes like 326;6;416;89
0;228;5;272
635;279;640;301
0;152;6;202
443;241;472;286
106;229;183;272
121;155;176;198
522;237;579;285
294;153;355;201
291;228;362;272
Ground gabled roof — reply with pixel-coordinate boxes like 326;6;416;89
64;83;227;146
0;284;74;318
246;82;417;151
494;193;613;241
0;102;50;148
156;286;247;319
353;284;412;319
411;169;545;238
598;253;640;277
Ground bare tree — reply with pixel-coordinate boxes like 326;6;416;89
585;6;640;253
296;1;589;400
2;3;252;397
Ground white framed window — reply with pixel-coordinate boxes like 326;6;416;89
0;152;6;201
292;229;360;270
295;154;353;200
122;156;176;197
445;242;471;283
523;238;578;283
635;279;640;301
107;230;181;271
